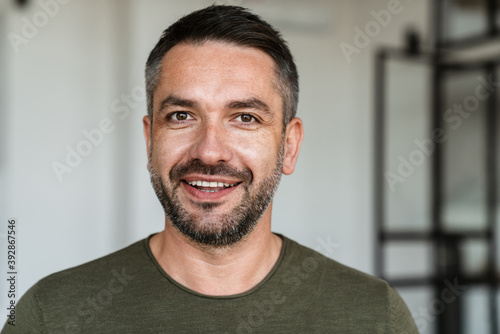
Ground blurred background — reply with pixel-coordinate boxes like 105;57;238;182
0;0;499;332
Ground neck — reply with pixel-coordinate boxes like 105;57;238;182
149;209;283;296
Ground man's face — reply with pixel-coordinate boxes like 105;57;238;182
144;41;292;247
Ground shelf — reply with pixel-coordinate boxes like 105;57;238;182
379;230;494;242
386;275;500;288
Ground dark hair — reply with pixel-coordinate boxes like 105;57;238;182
145;5;299;127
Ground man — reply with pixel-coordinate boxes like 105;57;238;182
3;5;418;333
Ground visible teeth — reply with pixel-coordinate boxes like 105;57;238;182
187;180;237;188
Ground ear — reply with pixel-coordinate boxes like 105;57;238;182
143;115;152;170
282;117;304;175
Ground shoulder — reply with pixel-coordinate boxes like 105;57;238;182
281;235;387;290
3;238;150;333
279;236;391;296
32;237;149;304
277;236;418;333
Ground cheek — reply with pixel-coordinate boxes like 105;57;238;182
151;130;191;169
232;131;281;174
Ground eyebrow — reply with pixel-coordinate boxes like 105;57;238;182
227;98;271;113
158;95;272;115
159;95;198;112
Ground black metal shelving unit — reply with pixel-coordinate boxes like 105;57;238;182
374;0;499;333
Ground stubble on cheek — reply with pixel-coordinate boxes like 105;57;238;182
147;133;285;247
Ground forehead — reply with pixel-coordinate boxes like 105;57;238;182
154;41;282;112
160;40;277;80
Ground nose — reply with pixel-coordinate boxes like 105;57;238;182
190;122;232;165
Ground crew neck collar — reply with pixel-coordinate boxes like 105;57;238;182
143;233;288;299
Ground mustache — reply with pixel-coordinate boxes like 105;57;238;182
169;159;253;184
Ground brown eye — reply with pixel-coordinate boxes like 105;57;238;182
239;114;254;122
169;112;191;121
175;112;188;121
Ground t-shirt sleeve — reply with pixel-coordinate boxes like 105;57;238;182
1;284;43;334
388;287;419;334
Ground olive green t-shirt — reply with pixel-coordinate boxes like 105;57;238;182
2;235;418;333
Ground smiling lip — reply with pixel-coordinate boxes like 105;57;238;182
181;176;242;201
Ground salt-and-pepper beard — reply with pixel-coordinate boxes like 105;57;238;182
149;141;284;247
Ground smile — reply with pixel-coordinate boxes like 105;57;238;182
183;180;240;193
187;180;238;188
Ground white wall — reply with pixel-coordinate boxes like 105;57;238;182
2;0;127;294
